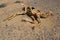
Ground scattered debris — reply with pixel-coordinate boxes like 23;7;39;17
14;0;24;6
5;24;8;26
0;3;6;8
21;19;34;24
14;1;23;3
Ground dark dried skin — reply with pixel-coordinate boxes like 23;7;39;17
22;7;25;11
32;7;35;10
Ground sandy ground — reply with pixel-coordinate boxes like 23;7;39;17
0;0;60;40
